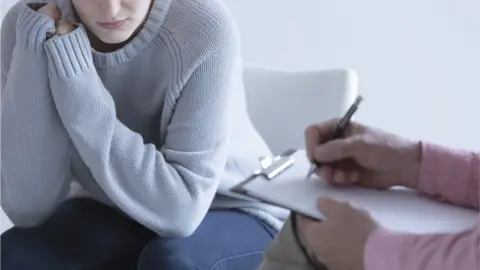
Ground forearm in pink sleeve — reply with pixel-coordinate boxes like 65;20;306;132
417;142;480;210
364;142;480;270
364;222;480;270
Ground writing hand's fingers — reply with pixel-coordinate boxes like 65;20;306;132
38;3;61;20
328;168;360;185
317;165;333;181
312;135;360;164
332;170;347;184
345;170;360;184
305;119;339;160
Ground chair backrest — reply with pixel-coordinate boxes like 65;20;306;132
242;63;359;155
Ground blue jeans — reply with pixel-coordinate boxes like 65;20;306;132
1;198;277;270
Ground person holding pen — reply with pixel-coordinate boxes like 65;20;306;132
259;118;479;270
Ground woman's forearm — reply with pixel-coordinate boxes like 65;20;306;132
44;22;238;237
1;3;73;227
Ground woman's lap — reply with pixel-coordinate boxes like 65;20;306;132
1;198;156;270
138;209;277;270
1;198;277;270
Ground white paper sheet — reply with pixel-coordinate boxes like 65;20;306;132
241;150;478;234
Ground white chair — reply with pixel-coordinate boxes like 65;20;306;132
242;63;359;155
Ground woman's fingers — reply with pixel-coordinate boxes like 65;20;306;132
37;5;76;38
38;3;61;20
56;19;76;36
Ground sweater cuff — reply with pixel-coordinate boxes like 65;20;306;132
364;228;408;270
44;25;94;78
16;3;55;51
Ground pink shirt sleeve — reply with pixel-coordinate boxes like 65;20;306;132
417;142;479;209
364;142;480;270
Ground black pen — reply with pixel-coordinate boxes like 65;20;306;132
305;95;364;180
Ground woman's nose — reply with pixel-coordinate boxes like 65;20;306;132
100;0;122;20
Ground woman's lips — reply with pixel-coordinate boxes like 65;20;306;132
97;19;128;29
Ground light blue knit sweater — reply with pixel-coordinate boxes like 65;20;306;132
1;0;288;236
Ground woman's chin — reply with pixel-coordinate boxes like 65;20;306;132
87;24;134;45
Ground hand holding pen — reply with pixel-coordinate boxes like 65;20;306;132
303;96;421;189
305;96;363;180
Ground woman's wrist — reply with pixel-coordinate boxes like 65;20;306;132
44;25;93;78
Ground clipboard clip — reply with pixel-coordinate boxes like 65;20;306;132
231;149;297;195
257;149;296;180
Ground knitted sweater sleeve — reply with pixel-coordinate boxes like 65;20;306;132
1;3;73;227
43;9;239;236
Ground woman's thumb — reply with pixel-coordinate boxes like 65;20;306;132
55;19;76;36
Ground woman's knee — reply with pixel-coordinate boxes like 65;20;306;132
137;211;278;270
2;228;23;269
138;235;271;270
1;226;63;270
1;198;151;270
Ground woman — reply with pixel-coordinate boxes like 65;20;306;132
260;119;479;270
1;0;288;269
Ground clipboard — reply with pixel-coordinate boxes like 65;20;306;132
230;149;478;234
230;149;316;213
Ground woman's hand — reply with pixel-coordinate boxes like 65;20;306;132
298;197;378;270
38;3;76;37
305;119;422;190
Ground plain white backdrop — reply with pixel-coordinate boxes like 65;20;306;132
1;0;480;232
222;0;480;150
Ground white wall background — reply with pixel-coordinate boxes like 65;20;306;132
1;0;479;232
223;0;480;150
